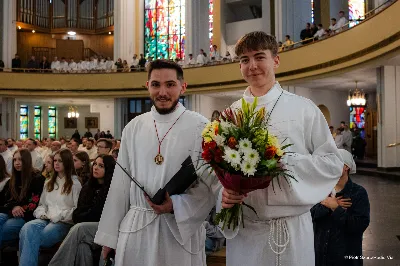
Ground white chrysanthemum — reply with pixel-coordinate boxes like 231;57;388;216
241;161;256;176
214;134;226;146
220;120;234;134
238;138;252;153
223;147;241;167
243;148;260;165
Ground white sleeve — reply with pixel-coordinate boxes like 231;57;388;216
94;128;131;249
60;182;82;223
6;156;12;176
33;185;47;218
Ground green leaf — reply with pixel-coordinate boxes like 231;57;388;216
281;143;293;150
260;159;277;170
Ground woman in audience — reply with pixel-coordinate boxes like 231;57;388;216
48;154;115;266
18;148;82;266
0;149;45;247
0;156;10;192
311;149;370;266
122;60;130;72
42;154;55;179
74;151;91;185
115;58;123;72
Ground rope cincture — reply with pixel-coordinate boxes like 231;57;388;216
268;218;290;266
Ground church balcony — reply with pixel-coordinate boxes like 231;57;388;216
1;0;399;98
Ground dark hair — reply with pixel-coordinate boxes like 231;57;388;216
306;23;311;26
339;10;345;14
331;18;337;21
285;35;290;39
211;110;220;122
97;138;113;150
74;151;91;185
318;24;323;27
341;121;346;124
47;148;74;194
112;148;119;158
147;59;184;81
89;155;115;189
87;138;95;144
10;149;36;201
235;31;278;57
27;138;37;146
0;156;8;182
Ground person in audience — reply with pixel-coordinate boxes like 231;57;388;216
340;121;346;129
105;130;113;139
111;148;119;161
39;56;51;72
48;155;115;266
12;54;22;71
311;23;318;36
70;139;80;155
25;139;44;171
122;60;130;72
0;149;45;247
329;126;336;139
329;18;337;34
342;124;353;153
204;207;225;255
223;51;232;62
138;54;147;70
335;10;348;32
197;49;206;65
51;56;61;73
42;154;55;179
72;129;81;141
300;23;314;44
115;58;123;72
19;148;82;266
131;54;139;70
335;128;345;149
210;45;220;61
0;156;10;192
145;56;153;68
59;57;69;73
105;57;114;72
73;151;91;185
41;138;53;160
283;35;294;50
50;141;62;155
27;55;39;71
69;58;78;73
314;24;326;39
311;149;370;266
94;129;101;140
79;137;88;151
186;54;196;65
98;58;107;72
0;59;4;71
84;128;93;139
7;138;18;154
96;138;112;156
0;138;13;176
211;110;220;122
82;57;91;73
77;60;84;73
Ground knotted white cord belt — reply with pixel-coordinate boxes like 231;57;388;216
244;216;290;266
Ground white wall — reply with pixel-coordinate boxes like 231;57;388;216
57;106;100;139
90;100;115;135
225;18;263;45
188;95;234;120
283;86;349;128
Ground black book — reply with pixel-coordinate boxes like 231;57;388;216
151;156;198;205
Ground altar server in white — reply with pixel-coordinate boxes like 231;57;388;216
95;60;219;266
219;31;343;266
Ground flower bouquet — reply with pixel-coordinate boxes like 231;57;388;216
201;98;295;230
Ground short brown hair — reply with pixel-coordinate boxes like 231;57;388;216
147;59;184;81
235;31;278;57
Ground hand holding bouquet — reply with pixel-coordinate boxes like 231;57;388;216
201;98;296;230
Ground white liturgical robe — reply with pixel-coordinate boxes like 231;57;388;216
217;82;343;266
95;103;220;266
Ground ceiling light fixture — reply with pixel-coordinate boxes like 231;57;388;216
67;31;76;36
347;81;366;107
32;30;35;33
67;106;80;118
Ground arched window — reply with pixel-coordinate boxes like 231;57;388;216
144;0;185;60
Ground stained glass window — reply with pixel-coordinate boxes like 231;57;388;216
144;0;185;60
48;106;57;139
20;105;28;140
209;0;214;51
349;0;365;27
34;106;41;140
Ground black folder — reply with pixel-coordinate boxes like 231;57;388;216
151;156;198;205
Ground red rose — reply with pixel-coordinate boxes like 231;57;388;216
214;148;223;163
202;150;213;162
264;146;277;159
203;141;217;151
28;203;36;211
228;137;237;149
22;205;28;210
32;195;40;203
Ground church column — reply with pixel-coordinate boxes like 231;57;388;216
376;66;400;169
275;0;312;42
185;0;209;59
314;0;331;29
2;0;17;69
113;0;137;61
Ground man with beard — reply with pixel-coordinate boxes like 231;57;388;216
95;60;219;266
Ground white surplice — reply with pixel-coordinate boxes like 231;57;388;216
94;103;220;266
217;82;343;266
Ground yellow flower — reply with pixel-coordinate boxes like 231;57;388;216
204;136;213;143
276;148;284;157
202;123;212;137
268;135;280;148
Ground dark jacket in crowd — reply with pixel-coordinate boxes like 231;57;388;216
72;132;81;141
300;29;314;44
39;60;51;70
139;58;146;68
27;59;39;69
311;178;370;266
0;60;4;72
12;58;22;69
84;131;93;138
0;171;45;222
72;175;112;224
